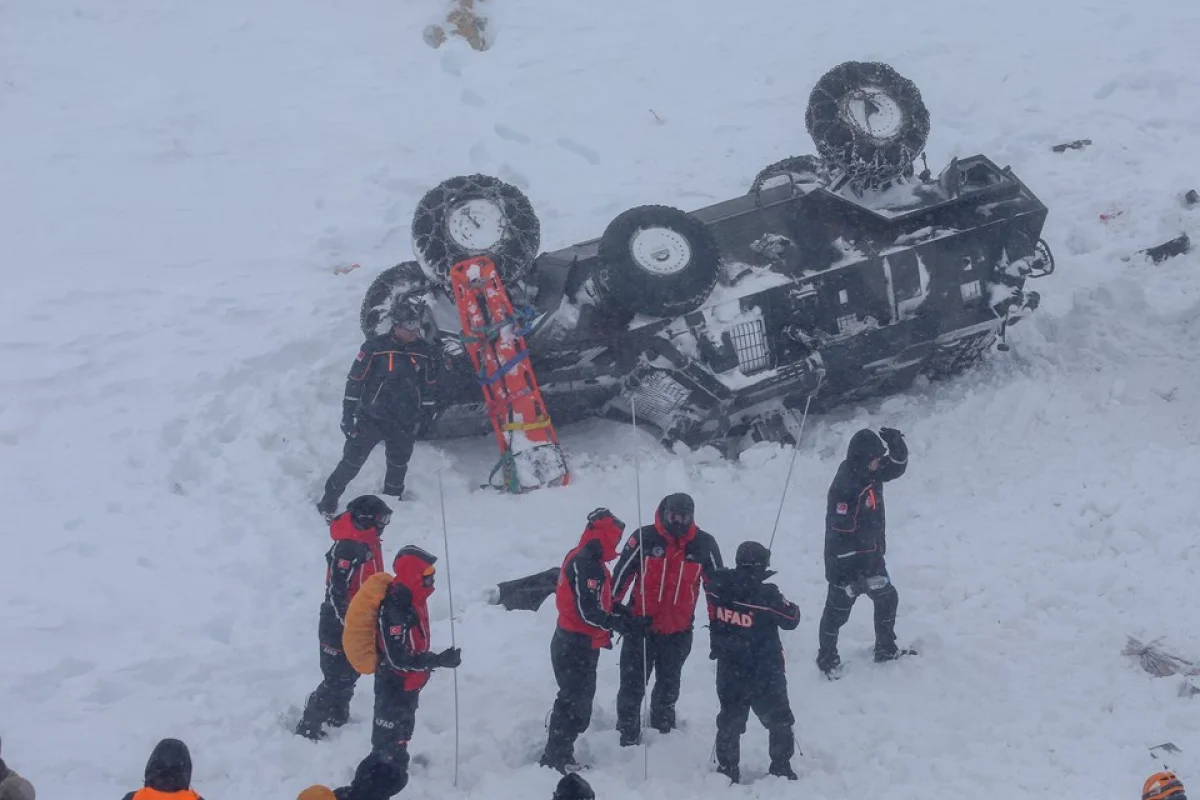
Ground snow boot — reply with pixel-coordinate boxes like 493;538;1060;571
769;762;799;780
539;751;586;775
874;646;918;663
619;730;640;747
817;649;843;679
650;706;676;734
715;763;740;784
316;496;338;521
294;717;327;741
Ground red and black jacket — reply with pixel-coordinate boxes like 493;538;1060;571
612;503;724;635
322;512;385;626
376;546;439;692
555;515;627;649
824;429;908;584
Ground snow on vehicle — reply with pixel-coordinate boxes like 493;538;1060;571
360;61;1053;457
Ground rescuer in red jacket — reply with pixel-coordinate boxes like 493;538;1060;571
296;495;393;741
538;509;647;772
611;492;724;745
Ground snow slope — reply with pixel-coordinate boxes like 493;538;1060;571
3;0;1200;797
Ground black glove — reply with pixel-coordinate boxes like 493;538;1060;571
341;417;356;439
433;647;461;669
587;507;626;532
879;427;904;449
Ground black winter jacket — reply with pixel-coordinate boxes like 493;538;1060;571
824;429;908;584
343;333;442;425
705;566;800;665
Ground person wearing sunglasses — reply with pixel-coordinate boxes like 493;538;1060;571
295;495;393;741
317;296;446;519
611;492;725;746
817;426;913;679
329;544;460;800
539;509;647;773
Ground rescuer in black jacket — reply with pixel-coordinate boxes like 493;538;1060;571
706;541;800;784
317;297;445;518
817;426;912;677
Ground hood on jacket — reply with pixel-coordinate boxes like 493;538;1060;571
330;511;382;547
846;429;888;470
734;540;776;581
144;738;192;792
655;493;697;540
392;544;438;603
576;513;624;562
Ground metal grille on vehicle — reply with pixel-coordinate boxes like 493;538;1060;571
729;319;773;374
616;371;692;430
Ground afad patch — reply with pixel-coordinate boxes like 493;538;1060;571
338;558;352;568
355;350;366;362
836;502;849;515
586;578;599;590
389;625;406;636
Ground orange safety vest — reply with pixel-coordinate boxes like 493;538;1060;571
132;789;201;800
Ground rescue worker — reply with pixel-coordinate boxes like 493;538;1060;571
335;545;461;800
296;494;393;740
611;492;724;745
817;426;913;678
317;297;444;518
120;739;203;800
706;541;800;784
539;509;646;772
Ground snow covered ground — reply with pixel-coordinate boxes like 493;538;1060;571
3;0;1200;797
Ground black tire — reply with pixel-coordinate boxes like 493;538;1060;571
411;174;540;287
805;61;930;187
748;155;826;194
359;261;431;337
594;205;721;318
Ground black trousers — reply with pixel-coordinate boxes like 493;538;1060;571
543;629;600;763
300;609;360;727
339;672;420;800
616;629;693;738
322;414;415;506
817;576;899;659
714;657;795;770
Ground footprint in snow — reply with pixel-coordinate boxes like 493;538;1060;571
556;137;601;165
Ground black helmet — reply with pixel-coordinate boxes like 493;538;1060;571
346;495;393;531
552;773;595;800
735;541;771;569
735;540;774;580
659;492;695;537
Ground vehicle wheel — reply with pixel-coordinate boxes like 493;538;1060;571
595;205;721;318
749;155;826;194
359;261;430;337
805;61;930;187
411;174;540;287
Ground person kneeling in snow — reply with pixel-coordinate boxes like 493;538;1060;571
121;739;204;800
296;495;393;741
539;509;646;772
302;545;461;800
0;737;35;800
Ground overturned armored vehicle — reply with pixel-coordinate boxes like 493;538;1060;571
362;61;1054;456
